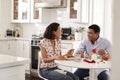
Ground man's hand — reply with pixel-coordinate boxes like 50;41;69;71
98;49;110;61
102;54;110;61
98;49;106;55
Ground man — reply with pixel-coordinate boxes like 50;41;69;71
74;24;111;80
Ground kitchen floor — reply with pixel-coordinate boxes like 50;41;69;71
25;74;43;80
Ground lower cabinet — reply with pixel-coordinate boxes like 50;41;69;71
0;39;30;71
61;40;73;72
61;40;73;55
60;40;81;72
0;65;25;80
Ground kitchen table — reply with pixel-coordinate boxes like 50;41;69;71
55;59;111;80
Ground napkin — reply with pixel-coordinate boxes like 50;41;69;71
83;59;96;63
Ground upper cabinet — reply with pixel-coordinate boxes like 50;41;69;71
11;0;90;23
11;0;43;23
30;0;41;23
67;0;89;23
11;0;30;23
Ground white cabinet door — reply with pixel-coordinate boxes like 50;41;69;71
13;40;24;57
11;0;30;23
7;41;16;56
67;0;89;23
61;42;73;55
0;41;8;55
67;0;81;22
60;41;73;72
30;0;42;23
23;41;30;71
23;41;30;58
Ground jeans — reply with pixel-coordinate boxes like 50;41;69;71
74;68;110;80
40;67;79;80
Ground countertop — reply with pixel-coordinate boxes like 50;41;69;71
0;37;31;41
0;54;29;69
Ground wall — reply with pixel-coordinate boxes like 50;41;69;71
104;0;112;42
21;8;88;39
112;0;120;79
0;0;1;34
0;0;106;39
0;0;13;36
92;0;105;37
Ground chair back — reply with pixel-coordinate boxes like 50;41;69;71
38;51;48;80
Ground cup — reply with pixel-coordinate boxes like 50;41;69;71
84;53;91;59
74;54;82;62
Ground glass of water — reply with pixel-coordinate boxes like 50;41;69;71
74;54;82;62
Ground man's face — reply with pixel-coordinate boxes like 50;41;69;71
87;29;99;40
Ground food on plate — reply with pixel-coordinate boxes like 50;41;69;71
67;56;74;58
65;56;74;60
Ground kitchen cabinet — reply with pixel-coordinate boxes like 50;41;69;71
60;40;73;72
61;40;73;55
60;40;81;72
11;0;30;23
30;0;41;23
0;40;8;55
11;0;48;23
0;38;30;71
67;0;89;23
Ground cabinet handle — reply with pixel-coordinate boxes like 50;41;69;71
8;44;10;49
23;43;24;50
61;47;67;49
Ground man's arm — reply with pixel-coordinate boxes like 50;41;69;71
74;39;86;58
98;40;111;60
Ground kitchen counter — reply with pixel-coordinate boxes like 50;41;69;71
61;40;74;43
0;54;29;80
0;54;29;69
0;37;30;41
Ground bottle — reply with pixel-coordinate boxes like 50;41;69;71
91;48;97;60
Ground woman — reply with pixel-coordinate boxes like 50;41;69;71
39;22;79;80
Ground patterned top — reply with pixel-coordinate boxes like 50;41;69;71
40;38;61;68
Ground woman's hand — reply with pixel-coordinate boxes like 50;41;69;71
53;55;65;60
65;49;74;57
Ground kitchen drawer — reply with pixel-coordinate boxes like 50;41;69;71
61;49;69;55
61;43;73;49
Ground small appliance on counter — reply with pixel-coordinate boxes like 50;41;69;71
61;27;72;40
13;25;23;37
13;29;20;37
6;29;13;37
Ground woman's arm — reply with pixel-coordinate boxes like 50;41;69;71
40;45;55;63
40;45;66;63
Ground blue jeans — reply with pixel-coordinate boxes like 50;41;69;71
40;67;79;80
74;68;110;80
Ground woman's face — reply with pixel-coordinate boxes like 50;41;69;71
54;26;61;38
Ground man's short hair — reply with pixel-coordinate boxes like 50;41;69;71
88;24;100;33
